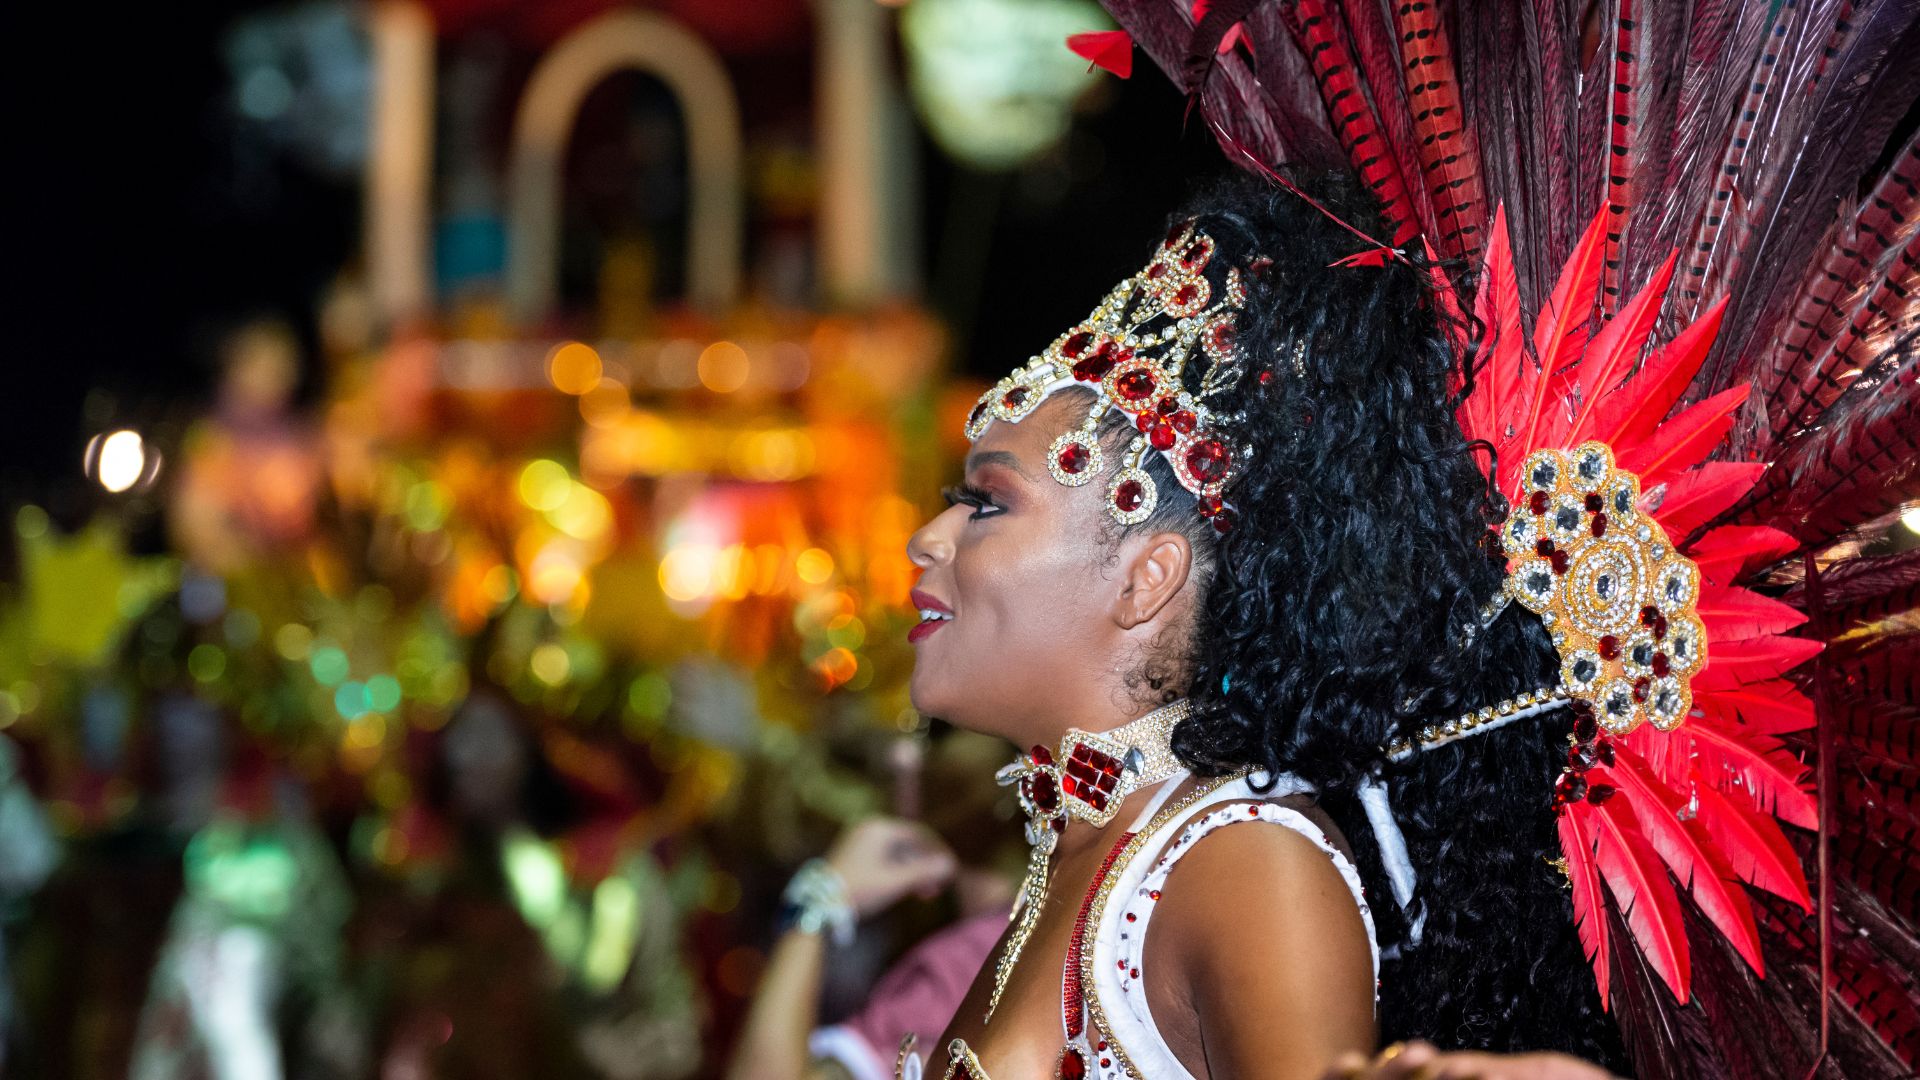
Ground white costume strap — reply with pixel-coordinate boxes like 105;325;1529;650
1083;773;1378;1080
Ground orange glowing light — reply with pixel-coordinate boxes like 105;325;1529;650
697;341;750;393
547;342;603;395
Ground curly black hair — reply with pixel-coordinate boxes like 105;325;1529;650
1104;172;1630;1069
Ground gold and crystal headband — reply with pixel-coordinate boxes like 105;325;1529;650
963;220;1252;532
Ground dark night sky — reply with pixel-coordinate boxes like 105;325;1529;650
0;2;1221;521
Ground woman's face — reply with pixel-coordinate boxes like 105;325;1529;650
905;396;1128;742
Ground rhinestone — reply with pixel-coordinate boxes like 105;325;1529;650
1115;480;1145;512
1116;370;1157;401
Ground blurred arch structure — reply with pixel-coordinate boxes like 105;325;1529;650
504;8;744;322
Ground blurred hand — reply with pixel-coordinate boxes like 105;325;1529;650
824;817;957;918
1325;1042;1621;1080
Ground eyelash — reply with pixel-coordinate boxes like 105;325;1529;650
942;483;1005;520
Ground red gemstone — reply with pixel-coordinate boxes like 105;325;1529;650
1166;219;1193;246
1157;397;1180;416
1030;744;1053;765
1640;605;1660;626
1063;331;1094;358
1180;240;1209;269
1114;479;1145;512
1632;677;1650;702
1185;440;1230;483
954;1064;976;1080
1651;652;1671;677
968;401;988;427
1171;410;1196;434
1116;370;1156;401
1058;443;1091;474
1652;614;1669;640
1529;491;1550;514
1135;412;1154;432
1211;508;1236;534
1032;771;1059;812
1550;550;1570;574
1555;772;1588;802
1586;783;1618;805
1149;422;1177;451
1591;513;1608;537
1173;283;1200;308
1598;635;1620;660
1595;740;1616;766
1585;493;1603;512
1573;713;1599;742
1002;386;1029;409
1197;495;1224;517
1535;538;1555;557
1209;322;1236;352
1058;1046;1088;1080
1146;261;1168;281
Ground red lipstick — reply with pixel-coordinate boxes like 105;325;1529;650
908;589;953;643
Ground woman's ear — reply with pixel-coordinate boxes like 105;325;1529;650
1112;531;1193;630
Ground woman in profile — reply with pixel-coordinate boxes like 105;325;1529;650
897;175;1622;1079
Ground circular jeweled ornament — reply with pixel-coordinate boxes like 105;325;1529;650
1571;441;1613;489
1048;430;1102;487
1503;512;1540;557
1561;648;1605;694
1621;629;1660;679
1654;559;1699;614
1523;449;1562;492
1510;559;1559;610
1548;493;1588;544
1645;675;1690;730
1596;677;1640;733
1663;614;1706;675
1108;466;1157;525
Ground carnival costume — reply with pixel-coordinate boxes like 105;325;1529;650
910;1;1919;1076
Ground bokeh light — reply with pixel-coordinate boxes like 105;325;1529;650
546;341;603;395
697;341;749;393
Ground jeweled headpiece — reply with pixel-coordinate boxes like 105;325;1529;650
963;220;1253;531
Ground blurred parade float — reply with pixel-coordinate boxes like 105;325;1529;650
0;2;1115;1075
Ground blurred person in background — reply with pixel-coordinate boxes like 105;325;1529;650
0;732;60;1073
357;685;700;1080
727;731;1021;1080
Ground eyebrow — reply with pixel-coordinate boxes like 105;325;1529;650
964;449;1036;482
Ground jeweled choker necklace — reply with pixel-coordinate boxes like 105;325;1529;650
983;698;1192;1021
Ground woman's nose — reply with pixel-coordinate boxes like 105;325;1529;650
907;507;957;569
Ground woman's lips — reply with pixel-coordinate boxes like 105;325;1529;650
908;589;952;643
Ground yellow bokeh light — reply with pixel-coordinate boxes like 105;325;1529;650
549;483;613;542
528;546;584;604
795;547;834;585
697;341;750;393
659;545;718;602
530;643;571;685
517;460;573;512
547;342;603;395
1903;504;1920;535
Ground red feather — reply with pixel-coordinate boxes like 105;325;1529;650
1695;679;1816;736
1605;749;1765;972
1689;771;1814;907
1686;524;1798;584
1562;252;1680;449
1694;634;1825;689
1280;0;1420;245
1068;30;1135;78
1647;461;1766;539
1559;802;1615;1006
1461;206;1518;449
1589;793;1693;1001
1695;586;1810;642
1616;383;1749;486
1389;0;1485;262
1501;210;1608;490
1681;723;1818;829
1587;298;1729;452
1600;0;1643;311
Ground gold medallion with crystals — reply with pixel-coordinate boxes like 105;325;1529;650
1501;441;1705;734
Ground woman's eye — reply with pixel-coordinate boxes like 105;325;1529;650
941;485;1005;520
